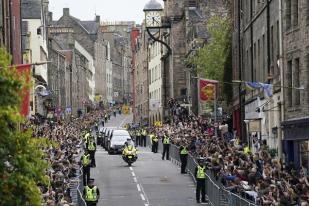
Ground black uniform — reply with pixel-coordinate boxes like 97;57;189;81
195;164;207;203
81;154;91;186
151;135;159;153
87;141;97;167
83;184;100;206
179;146;188;174
162;135;170;160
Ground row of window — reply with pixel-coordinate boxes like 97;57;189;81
287;58;301;107
149;41;161;59
150;88;161;101
244;20;280;82
150;64;161;84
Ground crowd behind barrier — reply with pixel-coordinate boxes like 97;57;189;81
24;110;109;206
147;111;309;206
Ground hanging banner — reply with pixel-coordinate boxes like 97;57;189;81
199;79;218;102
16;64;31;117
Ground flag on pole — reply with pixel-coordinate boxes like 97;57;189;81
199;79;218;102
16;64;31;117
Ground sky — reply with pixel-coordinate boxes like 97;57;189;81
49;0;152;24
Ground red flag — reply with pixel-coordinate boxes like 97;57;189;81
199;79;218;102
16;64;31;117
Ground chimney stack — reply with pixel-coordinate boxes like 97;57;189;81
63;8;70;16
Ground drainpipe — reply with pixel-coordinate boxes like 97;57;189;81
278;0;284;160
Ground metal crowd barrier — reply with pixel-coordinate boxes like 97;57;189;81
152;139;258;206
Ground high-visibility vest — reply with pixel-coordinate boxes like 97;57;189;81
152;135;158;143
137;131;141;136
85;186;98;202
142;130;147;136
196;166;206;179
163;135;170;144
82;154;91;166
88;142;96;151
244;146;250;155
180;147;188;155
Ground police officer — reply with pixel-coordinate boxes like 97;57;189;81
81;151;91;185
162;132;170;160
179;144;188;174
141;128;147;147
87;139;97;167
136;129;141;146
83;179;100;206
195;158;207;203
151;133;159;153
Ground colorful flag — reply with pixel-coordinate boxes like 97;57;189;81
16;64;31;117
199;79;218;102
261;83;273;98
245;81;273;98
245;82;263;90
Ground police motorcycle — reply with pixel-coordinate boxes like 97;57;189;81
122;139;138;166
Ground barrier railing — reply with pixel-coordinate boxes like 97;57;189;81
152;140;258;206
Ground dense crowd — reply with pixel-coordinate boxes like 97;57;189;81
25;110;105;206
153;115;309;206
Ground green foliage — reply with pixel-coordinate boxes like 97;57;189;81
190;15;231;82
0;47;49;206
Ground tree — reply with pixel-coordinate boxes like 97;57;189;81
189;15;233;103
190;15;231;82
0;47;49;206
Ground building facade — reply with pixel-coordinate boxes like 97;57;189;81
148;34;163;124
22;0;49;116
232;0;284;156
281;0;309;169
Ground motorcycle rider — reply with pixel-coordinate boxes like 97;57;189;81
122;139;138;165
122;139;137;156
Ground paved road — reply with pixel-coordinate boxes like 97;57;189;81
91;114;201;206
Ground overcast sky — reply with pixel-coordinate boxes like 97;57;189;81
49;0;153;24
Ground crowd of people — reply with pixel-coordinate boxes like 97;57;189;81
24;110;106;206
152;115;309;206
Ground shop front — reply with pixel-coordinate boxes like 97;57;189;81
282;117;309;170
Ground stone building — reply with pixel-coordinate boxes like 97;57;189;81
232;0;283;155
1;0;22;64
52;8;108;107
131;26;150;124
148;31;163;124
163;0;188;104
281;0;309;169
101;22;133;105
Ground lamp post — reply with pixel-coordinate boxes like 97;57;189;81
143;0;171;122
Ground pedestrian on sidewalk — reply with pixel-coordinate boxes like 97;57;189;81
179;144;188;174
83;179;100;206
162;132;170;160
195;158;207;204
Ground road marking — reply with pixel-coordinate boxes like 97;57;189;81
137;184;141;192
140;194;146;201
145;204;149;206
131;171;136;177
119;116;129;127
133;177;137;183
129;167;133;171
